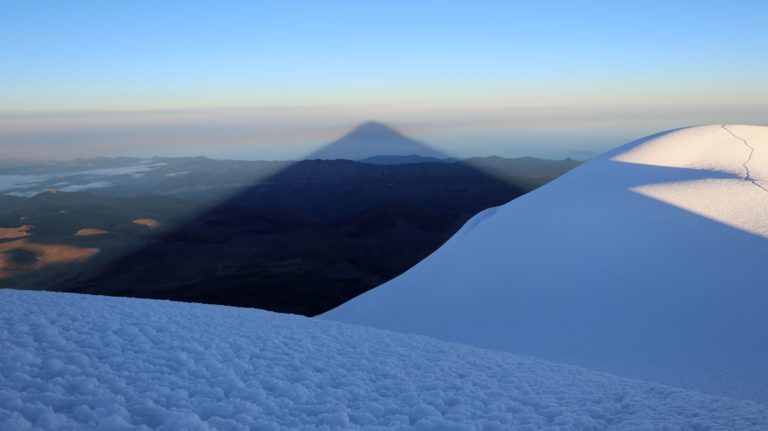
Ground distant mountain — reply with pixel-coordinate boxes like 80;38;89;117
565;149;599;161
0;155;580;203
359;155;456;165
309;121;444;160
324;125;768;403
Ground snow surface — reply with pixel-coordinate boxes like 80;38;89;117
3;289;768;430
324;125;768;403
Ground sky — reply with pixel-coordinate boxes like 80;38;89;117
1;1;767;161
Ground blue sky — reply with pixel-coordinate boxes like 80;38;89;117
1;1;767;160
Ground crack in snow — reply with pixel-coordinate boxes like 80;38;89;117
722;124;768;194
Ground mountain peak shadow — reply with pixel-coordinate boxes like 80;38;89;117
7;122;580;316
309;121;444;160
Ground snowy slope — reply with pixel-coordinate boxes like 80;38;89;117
3;290;768;430
324;125;768;403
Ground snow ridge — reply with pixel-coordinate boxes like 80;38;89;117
722;124;768;193
324;125;768;403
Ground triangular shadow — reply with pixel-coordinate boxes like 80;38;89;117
42;122;574;315
307;121;445;160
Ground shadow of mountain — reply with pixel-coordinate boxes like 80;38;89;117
309;121;444;160
30;122;577;315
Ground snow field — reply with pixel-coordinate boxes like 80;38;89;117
2;289;768;430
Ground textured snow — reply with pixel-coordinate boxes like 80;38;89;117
3;290;768;430
619;125;768;237
325;125;768;403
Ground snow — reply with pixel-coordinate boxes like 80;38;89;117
617;125;768;237
324;125;768;403
2;289;768;430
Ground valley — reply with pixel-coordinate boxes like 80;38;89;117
0;155;579;315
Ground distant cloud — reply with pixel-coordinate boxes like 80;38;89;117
59;182;114;192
